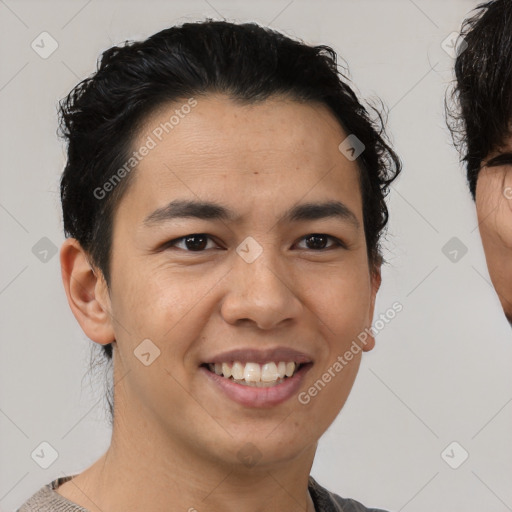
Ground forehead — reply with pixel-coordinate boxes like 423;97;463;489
117;93;362;225
141;94;345;163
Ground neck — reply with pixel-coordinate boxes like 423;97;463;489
60;377;318;512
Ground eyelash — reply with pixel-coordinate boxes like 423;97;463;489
161;233;346;252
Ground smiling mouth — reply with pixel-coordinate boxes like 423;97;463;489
201;361;308;387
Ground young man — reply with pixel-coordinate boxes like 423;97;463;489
449;0;512;325
18;20;400;512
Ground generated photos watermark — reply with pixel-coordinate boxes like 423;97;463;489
298;301;403;405
93;97;198;200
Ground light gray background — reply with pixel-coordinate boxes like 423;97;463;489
1;1;512;511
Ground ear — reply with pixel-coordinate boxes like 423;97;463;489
60;238;115;345
362;264;382;353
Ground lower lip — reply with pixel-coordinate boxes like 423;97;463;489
200;364;313;408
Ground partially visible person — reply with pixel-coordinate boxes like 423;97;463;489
449;0;512;325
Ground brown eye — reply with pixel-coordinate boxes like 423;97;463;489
296;234;344;251
162;233;345;253
164;234;218;251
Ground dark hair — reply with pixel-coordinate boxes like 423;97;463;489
448;0;512;198
58;19;401;413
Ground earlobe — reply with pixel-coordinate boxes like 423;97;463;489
362;265;382;353
60;238;115;345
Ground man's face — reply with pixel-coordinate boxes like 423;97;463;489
103;93;380;469
476;143;512;324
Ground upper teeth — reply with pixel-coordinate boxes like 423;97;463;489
208;361;298;382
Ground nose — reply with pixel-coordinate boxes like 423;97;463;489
220;243;303;330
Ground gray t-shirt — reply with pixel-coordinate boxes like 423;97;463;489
17;474;389;512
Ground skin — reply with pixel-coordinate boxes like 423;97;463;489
57;93;381;512
476;144;512;325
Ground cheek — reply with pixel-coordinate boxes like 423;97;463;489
312;265;373;330
118;273;202;342
111;264;229;380
476;173;512;247
308;273;370;411
299;335;362;429
108;270;204;409
476;173;502;220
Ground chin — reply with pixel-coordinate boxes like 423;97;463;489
222;429;311;467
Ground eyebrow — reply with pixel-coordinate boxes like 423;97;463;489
143;199;360;229
484;152;512;168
